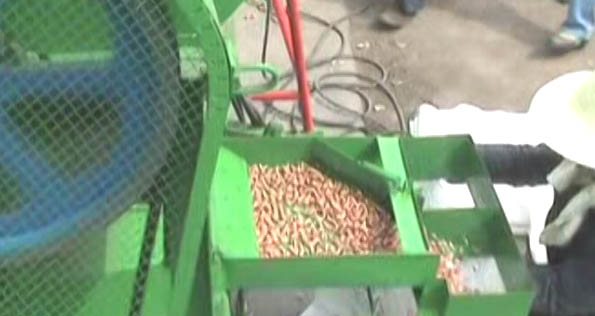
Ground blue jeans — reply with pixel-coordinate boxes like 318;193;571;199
562;0;595;39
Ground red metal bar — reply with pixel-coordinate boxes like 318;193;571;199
251;90;299;102
287;0;315;132
271;0;295;61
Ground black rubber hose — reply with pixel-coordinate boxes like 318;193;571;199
259;4;409;134
261;0;272;79
232;97;247;123
240;96;265;127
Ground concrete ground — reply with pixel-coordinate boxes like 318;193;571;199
235;0;595;132
347;0;595;112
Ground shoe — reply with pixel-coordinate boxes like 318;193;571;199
377;7;409;29
549;31;588;52
399;0;425;16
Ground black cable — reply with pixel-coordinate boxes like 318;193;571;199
255;3;408;134
268;102;390;134
259;7;348;91
234;289;247;316
315;84;372;119
270;55;395;132
272;106;372;132
128;204;163;316
232;97;247;123
311;55;387;121
268;91;388;134
260;0;272;79
306;6;372;67
240;96;265;126
268;9;377;129
276;13;348;86
316;71;407;133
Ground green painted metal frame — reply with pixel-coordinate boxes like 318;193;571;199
209;137;439;315
167;1;239;316
205;136;535;316
214;0;245;23
400;136;534;316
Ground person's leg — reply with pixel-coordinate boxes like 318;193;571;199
531;259;595;315
551;0;595;50
562;0;595;38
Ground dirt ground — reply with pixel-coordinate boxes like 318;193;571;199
345;0;595;114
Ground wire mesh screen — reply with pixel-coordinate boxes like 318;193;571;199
0;0;206;315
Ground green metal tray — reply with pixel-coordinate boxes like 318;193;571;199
400;136;534;316
209;137;439;314
208;135;534;316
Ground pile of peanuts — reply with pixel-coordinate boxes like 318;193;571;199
429;238;468;295
250;163;400;259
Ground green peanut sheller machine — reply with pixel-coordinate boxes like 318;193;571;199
0;0;533;315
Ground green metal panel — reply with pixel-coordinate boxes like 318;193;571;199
444;291;533;316
310;140;394;203
223;256;439;289
80;205;170;316
210;137;439;314
222;137;380;165
215;138;432;264
2;203;168;316
74;266;171;316
419;282;449;316
0;0;113;55
104;205;165;272
401;136;534;316
211;147;260;259
377;137;426;254
206;135;535;315
400;136;485;182
168;0;236;315
215;0;244;22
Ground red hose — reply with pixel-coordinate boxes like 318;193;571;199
287;0;315;132
272;0;295;61
251;90;299;102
